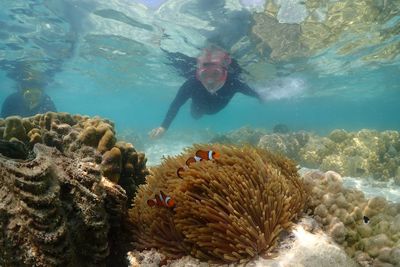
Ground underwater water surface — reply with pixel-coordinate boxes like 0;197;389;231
0;0;399;139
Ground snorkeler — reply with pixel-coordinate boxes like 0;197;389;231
1;63;58;118
149;45;263;139
1;87;57;118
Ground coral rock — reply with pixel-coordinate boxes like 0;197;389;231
329;221;346;244
98;129;116;153
3;116;28;142
328;129;349;143
363;197;388;217
258;129;400;180
101;147;122;183
303;170;400;267
0;112;149;266
390;248;400;265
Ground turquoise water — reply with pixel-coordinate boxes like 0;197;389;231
1;1;400;265
1;0;399;140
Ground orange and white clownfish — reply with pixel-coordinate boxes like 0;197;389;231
195;149;220;160
147;191;175;208
177;149;220;178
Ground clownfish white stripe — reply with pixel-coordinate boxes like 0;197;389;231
208;150;213;160
194;155;202;162
165;196;171;205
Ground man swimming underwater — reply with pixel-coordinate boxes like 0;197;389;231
1;87;57;118
1;62;58;118
149;45;263;139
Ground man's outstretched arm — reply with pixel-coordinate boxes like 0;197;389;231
149;79;194;139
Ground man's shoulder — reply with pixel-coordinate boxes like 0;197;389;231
1;92;24;118
3;92;23;102
184;77;200;85
180;77;201;90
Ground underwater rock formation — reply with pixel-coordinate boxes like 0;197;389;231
0;112;148;200
0;138;29;159
303;169;400;267
258;131;310;161
272;123;290;134
0;112;149;266
209;126;269;146
129;145;307;264
258;129;400;181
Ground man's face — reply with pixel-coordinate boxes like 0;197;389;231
196;47;231;94
22;88;43;110
196;63;227;94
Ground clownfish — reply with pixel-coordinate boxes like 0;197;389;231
177;149;220;178
195;149;220;161
147;191;175;208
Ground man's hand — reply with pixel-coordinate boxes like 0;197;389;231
148;126;166;139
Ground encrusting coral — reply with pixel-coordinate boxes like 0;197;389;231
129;144;307;264
303;170;400;266
0;112;148;266
257;129;400;181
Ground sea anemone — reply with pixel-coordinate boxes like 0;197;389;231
129;144;307;263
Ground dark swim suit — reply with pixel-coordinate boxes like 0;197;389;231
161;75;261;130
1;92;57;118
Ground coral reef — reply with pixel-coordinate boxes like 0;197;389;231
0;112;148;198
129;145;307;264
272;123;290;134
258;131;310;161
0;138;29;159
209;126;268;146
304;169;400;267
258;129;400;181
0;112;148;266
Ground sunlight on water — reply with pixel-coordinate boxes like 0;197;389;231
254;76;307;101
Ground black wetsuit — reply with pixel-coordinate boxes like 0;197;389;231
161;75;261;130
1;92;57;118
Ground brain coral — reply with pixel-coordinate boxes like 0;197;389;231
130;145;307;264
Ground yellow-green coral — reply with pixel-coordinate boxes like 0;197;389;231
3;116;28;142
101;147;122;183
304;170;400;266
258;129;400;181
130;144;307;263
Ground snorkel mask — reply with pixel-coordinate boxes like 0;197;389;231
196;47;231;94
22;88;43;110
